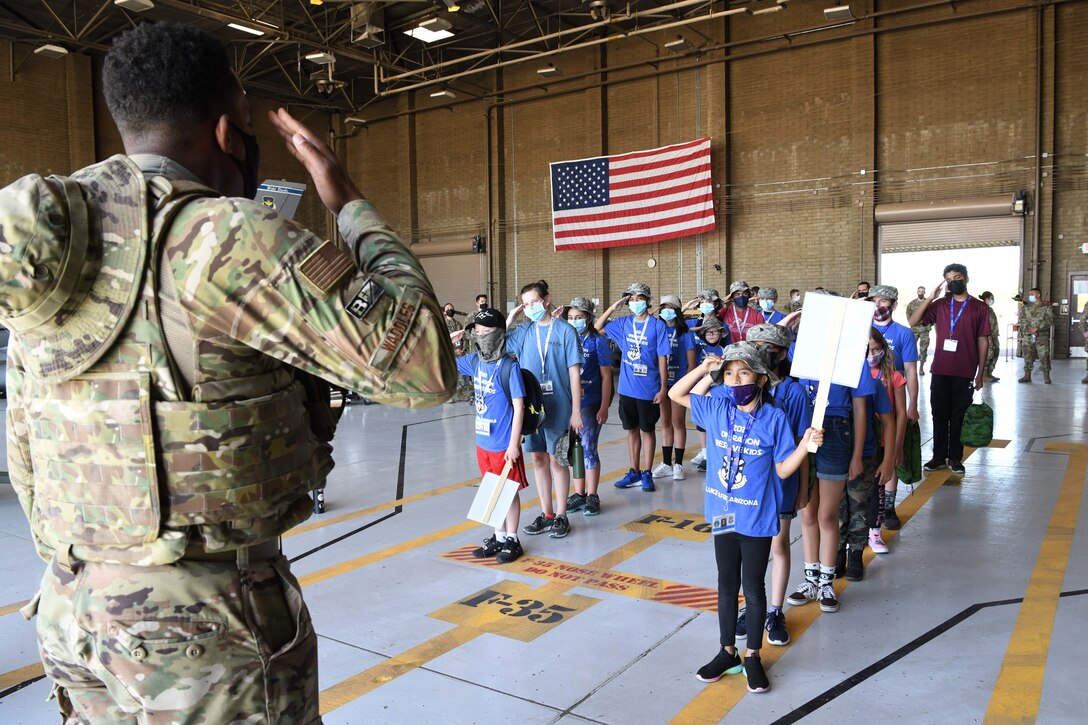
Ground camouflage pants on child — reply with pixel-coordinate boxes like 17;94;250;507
839;452;881;549
31;553;321;724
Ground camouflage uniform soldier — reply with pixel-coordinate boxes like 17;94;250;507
444;303;474;401
1018;287;1053;384
906;286;932;374
980;292;1001;382
1081;300;1088;384
0;24;456;724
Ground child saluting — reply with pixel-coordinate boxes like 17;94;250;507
669;342;822;693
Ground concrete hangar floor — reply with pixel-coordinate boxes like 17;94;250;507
1;355;1086;724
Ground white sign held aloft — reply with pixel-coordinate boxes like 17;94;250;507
467;459;519;529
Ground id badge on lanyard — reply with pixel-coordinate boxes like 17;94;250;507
712;507;736;535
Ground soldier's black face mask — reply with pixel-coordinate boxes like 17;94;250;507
228;121;261;199
947;279;966;295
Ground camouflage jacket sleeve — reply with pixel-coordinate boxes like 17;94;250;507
988;308;1000;344
1038;304;1054;333
167;197;457;407
3;340;51;560
1081;302;1088;335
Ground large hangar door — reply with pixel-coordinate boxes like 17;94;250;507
418;248;487;315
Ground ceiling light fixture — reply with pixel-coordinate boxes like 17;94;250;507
114;0;154;11
405;17;454;43
442;0;461;11
664;36;693;52
429;89;456;99
536;63;561;77
305;50;337;65
34;44;68;58
823;5;856;21
227;22;265;36
751;5;784;14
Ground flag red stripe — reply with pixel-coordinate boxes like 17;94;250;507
554;195;712;226
554;223;716;250
608;162;713;192
608;137;708;164
554;209;715;239
610;150;709;179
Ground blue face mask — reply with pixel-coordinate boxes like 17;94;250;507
569;318;587;333
525;303;547;322
1028;295;1037;303
734;296;749;308
759;299;775;312
699;303;716;316
629;300;648;316
660;308;677;321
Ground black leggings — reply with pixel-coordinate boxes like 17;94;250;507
714;532;773;652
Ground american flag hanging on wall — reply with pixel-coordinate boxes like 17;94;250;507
549;137;716;251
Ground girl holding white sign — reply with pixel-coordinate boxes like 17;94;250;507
669;342;822;694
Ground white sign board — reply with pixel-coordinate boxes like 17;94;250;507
791;293;874;387
466;462;519;530
789;293;874;452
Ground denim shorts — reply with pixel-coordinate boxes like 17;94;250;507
815;416;852;481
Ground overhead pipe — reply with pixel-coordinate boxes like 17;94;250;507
1031;2;1044;289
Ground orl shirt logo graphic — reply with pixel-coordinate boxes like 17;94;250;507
474;394;487;415
718;457;748;490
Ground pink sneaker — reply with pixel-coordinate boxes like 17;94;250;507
868;528;889;554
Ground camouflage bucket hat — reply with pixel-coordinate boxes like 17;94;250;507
722;341;780;386
0;155;149;382
567;296;595;316
659;294;682;309
757;287;778;300
746;323;791;349
699;288;720;301
697;316;724;341
728;280;750;296
624;282;652;300
867;284;899;301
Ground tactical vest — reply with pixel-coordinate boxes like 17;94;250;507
12;156;323;566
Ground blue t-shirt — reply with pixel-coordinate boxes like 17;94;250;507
690;394;795;538
873;321;918;372
507;319;583;432
758;309;786;326
863;369;895;456
665;325;696;386
457;354;526;453
772;377;811;510
604;315;672;400
798;361;873;419
578;332;614;408
695;339;728;364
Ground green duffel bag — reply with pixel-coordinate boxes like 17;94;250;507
897;420;922;485
960;400;994;449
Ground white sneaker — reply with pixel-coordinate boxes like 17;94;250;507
868;528;889;554
672;463;686;481
651;463;671;479
691;448;707;466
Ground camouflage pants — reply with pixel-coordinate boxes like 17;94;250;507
985;339;1000;375
914;329;930;367
33;554;320;724
838;452;880;549
1021;337;1051;372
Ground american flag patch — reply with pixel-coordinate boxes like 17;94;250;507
297;241;356;298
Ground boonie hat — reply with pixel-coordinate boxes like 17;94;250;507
722;341;780;386
699;288;720;301
697;316;725;341
468;307;506;330
867;284;899;302
727;280;750;296
659;294;682;308
567;296;595;316
746;323;791;349
757;287;778;300
624;282;652;300
0;156;151;382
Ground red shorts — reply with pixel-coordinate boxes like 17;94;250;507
476;447;530;491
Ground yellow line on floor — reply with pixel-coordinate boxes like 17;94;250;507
984;442;1088;725
286;434;633;539
0;600;29;618
0;662;44;691
668;442;1004;724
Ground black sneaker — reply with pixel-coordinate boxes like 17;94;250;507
584;493;601;516
923;458;947;472
695;648;743;683
818;582;840;613
566;492;586;512
948;459;965;475
744;655;770;693
522;515;554;535
765;610;790;646
835;549;846;579
883;505;901;530
786;580;817;607
496;537;523;563
844;547;864;581
735;609;747;640
472;534;503;559
696;459;707;473
550;514;571;539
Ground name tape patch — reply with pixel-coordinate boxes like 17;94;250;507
347;279;385;320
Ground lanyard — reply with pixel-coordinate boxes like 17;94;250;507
731;306;752;339
534;320;555;372
949;297;967;338
723;406;757;493
631;316;649;354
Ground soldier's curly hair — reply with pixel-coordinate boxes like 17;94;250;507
103;22;236;136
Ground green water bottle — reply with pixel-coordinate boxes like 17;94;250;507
570;428;585;480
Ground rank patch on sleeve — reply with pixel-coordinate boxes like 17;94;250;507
346;279;385;320
297;241;356;298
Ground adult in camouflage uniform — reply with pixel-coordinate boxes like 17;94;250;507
1018;287;1053;384
906;285;932;374
444;302;474;401
0;23;456;724
1081;299;1088;384
979;292;1001;382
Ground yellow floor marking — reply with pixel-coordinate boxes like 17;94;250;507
286;434;633;538
668;442;1007;724
984;442;1088;725
0;600;29;618
430;581;599;641
0;662;44;691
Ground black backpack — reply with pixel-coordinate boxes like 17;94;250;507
476;355;547;436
